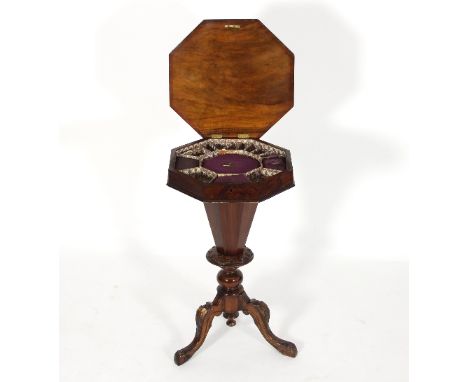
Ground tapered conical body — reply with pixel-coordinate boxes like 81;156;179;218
204;202;258;255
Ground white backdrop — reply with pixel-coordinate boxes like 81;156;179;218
6;0;468;381
47;0;466;381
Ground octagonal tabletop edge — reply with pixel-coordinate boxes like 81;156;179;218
169;19;294;139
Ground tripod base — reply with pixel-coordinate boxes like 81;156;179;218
174;247;297;366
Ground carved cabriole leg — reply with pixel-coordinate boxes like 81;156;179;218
174;294;223;366
242;297;298;358
174;246;298;365
173;268;243;366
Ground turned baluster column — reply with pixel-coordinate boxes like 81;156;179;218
174;200;297;365
217;268;243;326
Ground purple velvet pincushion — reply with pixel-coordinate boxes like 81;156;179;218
202;153;260;174
202;153;260;184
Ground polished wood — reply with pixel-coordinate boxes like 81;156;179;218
168;19;298;365
174;201;297;365
170;19;294;139
204;202;257;255
174;247;297;366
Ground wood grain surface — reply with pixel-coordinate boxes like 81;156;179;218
170;19;294;138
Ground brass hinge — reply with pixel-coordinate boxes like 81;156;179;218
210;133;250;139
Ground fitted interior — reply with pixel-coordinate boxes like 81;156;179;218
175;139;287;184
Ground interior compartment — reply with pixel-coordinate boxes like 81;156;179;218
175;139;286;184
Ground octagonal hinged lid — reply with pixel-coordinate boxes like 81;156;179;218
169;19;294;139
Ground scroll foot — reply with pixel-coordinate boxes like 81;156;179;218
244;299;298;358
174;302;219;365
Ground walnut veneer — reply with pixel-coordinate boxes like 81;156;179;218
167;19;298;365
